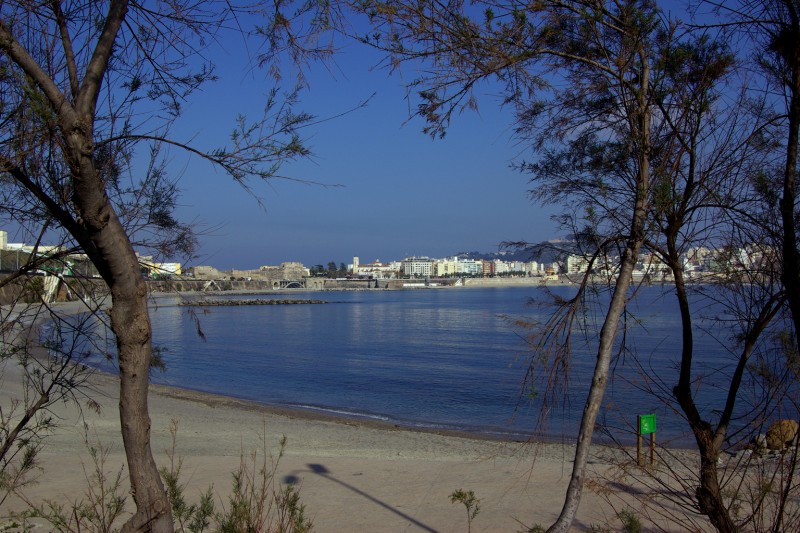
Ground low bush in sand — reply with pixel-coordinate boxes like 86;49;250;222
9;419;312;533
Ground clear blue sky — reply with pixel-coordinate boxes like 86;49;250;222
171;2;695;271
167;27;558;270
3;2;706;270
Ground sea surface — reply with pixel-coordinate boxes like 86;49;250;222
77;285;789;447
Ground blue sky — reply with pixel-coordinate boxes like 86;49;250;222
147;0;746;270
167;27;557;270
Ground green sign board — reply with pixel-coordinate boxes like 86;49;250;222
639;414;656;435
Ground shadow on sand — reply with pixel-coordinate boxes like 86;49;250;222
284;463;438;532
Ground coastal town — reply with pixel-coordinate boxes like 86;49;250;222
0;230;769;286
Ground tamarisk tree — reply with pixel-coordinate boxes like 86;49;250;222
0;2;312;531
269;0;792;529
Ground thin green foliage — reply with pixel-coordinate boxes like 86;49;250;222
159;420;312;533
616;508;641;533
9;419;312;533
273;485;311;533
217;432;312;533
25;436;126;533
450;488;480;533
160;419;215;533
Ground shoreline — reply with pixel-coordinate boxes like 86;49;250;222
150;377;560;446
4;360;635;529
9;294;547;445
8;294;695;450
149;290;700;449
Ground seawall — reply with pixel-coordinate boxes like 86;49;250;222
0;274;565;305
463;277;555;287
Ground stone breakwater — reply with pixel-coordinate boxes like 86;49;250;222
180;298;327;307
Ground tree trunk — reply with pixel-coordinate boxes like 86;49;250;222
775;4;800;531
548;70;651;531
780;3;800;356
112;266;173;533
63;2;173;527
1;1;174;526
63;126;173;531
668;233;738;532
546;229;645;532
696;453;736;533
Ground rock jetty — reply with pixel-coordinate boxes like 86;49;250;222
181;299;327;307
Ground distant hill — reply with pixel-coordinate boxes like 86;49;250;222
455;240;576;264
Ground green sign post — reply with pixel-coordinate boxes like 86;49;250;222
639;413;656;435
637;413;656;467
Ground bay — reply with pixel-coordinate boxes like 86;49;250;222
148;287;538;439
79;285;785;447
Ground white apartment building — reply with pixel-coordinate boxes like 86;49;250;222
566;254;590;274
458;258;484;276
434;257;484;276
493;259;511;275
510;261;528;273
402;257;435;277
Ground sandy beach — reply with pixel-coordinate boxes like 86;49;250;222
0;300;685;531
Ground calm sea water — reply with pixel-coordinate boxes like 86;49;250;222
78;286;787;447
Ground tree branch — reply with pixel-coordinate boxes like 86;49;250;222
51;0;80;99
0;156;91;254
76;0;130;119
0;19;75;123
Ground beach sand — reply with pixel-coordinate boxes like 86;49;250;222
0;301;682;532
2;372;655;532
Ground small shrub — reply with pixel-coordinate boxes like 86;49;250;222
617;508;642;533
215;433;312;533
450;488;480;533
27;438;126;533
16;420;312;533
161;419;215;533
162;421;312;533
275;485;312;533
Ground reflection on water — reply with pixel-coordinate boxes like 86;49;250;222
69;286;797;447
